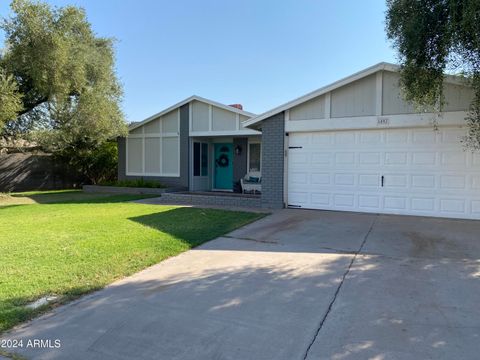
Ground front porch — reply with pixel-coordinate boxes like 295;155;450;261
189;135;262;194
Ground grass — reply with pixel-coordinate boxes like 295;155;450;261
0;189;143;206
0;190;264;333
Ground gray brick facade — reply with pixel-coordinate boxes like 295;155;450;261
117;103;190;189
161;192;262;208
260;112;285;209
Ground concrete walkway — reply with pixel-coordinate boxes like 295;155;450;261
2;210;479;360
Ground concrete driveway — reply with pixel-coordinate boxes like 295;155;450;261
2;210;479;360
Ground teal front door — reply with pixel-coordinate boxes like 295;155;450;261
214;143;233;190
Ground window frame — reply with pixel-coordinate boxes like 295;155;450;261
193;141;209;177
247;140;262;173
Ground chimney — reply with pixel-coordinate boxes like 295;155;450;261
229;104;243;110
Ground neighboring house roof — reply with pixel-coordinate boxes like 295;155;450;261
129;95;256;131
242;62;470;128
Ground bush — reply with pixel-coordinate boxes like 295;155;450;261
55;141;118;185
100;178;166;188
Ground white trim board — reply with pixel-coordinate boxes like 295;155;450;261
284;111;468;133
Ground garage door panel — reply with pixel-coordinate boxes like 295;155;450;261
311;133;333;145
440;175;466;190
472;176;480;189
411;198;435;212
358;195;381;209
334;194;355;207
335;152;355;165
289;152;309;166
311;193;330;206
288;128;480;219
413;130;438;144
288;192;309;205
311;173;331;185
359;174;380;187
440;198;466;214
441;151;467;167
385;152;408;165
311;152;332;165
360;131;383;144
412;175;436;188
412;152;437;166
384;196;407;210
472;200;480;214
334;132;356;145
359;152;381;165
289;133;310;147
473;154;480;166
334;173;355;186
386;130;409;144
384;174;408;188
290;172;308;184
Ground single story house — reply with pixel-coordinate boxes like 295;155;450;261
118;96;261;192
119;62;480;220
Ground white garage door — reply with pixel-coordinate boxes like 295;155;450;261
287;127;480;220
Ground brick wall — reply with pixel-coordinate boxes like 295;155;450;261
260;112;285;209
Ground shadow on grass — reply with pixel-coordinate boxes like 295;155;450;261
128;207;266;248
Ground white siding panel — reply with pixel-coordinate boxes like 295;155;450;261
127;138;143;173
212;106;237;131
144;119;160;134
289;95;326;120
192;101;210;131
144;137;160;173
331;74;376;118
239;115;250;129
443;82;475;112
130;126;143;135
162;137;179;174
382;71;416;115
162;110;179;133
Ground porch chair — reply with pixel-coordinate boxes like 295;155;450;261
240;171;262;194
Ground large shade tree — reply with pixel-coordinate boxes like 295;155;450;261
0;0;127;150
386;0;480;150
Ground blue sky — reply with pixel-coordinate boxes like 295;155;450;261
0;0;397;122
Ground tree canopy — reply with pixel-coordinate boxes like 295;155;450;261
0;0;127;149
386;0;480;150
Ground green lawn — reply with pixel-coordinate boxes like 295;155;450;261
0;190;264;333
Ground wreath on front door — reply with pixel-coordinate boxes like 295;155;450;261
216;154;229;168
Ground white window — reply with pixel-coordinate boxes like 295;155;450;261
248;142;261;172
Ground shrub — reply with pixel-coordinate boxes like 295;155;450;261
55;141;118;185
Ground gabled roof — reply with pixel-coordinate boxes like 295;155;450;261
242;62;472;129
129;95;256;131
242;62;399;128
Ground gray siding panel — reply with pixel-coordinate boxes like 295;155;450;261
289;94;326;120
260;112;285;209
118;103;190;189
233;137;248;184
331;74;376;118
382;71;416;115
